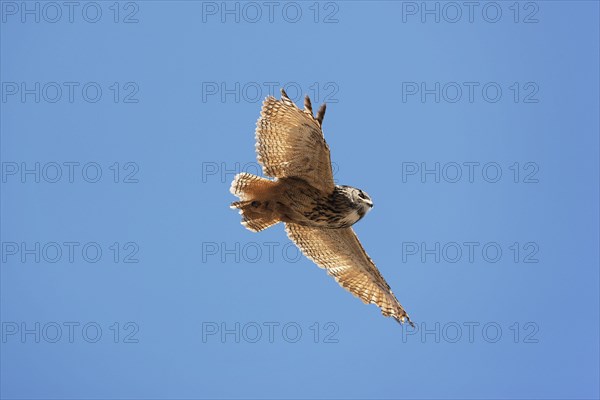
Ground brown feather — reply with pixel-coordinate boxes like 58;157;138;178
255;92;334;194
285;223;413;326
316;103;326;127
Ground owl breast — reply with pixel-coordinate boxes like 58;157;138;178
275;180;363;229
300;204;361;228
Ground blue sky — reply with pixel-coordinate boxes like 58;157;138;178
1;1;599;399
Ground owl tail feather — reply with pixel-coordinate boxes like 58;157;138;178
230;173;279;232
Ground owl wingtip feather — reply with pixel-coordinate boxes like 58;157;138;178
395;314;415;328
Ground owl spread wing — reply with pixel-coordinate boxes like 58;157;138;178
285;223;413;326
255;89;335;194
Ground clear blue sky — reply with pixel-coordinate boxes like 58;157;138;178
1;1;599;399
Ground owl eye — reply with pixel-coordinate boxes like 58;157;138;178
358;192;366;199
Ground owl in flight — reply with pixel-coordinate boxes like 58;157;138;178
230;89;413;326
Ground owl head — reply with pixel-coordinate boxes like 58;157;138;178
339;185;374;214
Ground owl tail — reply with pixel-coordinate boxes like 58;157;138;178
230;173;279;232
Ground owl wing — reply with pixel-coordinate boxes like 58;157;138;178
285;223;413;326
255;89;335;194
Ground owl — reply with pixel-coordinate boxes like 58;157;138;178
230;89;413;326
